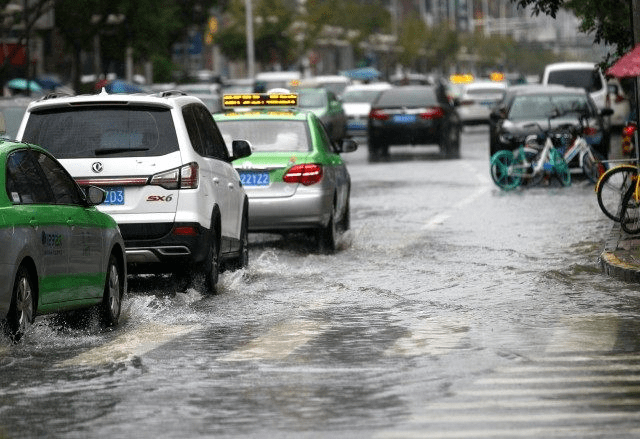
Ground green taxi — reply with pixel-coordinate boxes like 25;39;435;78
213;93;357;253
0;141;126;341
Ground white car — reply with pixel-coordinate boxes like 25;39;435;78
16;90;252;293
341;82;392;137
457;81;507;125
542;62;611;126
607;78;631;127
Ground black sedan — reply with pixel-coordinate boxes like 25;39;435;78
367;85;461;159
489;85;612;158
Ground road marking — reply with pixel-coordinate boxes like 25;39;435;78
477;374;640;385
545;313;619;353
57;323;199;367
385;317;469;357
221;319;324;362
459;384;640;397
421;397;640;410
408;410;640;424
377;426;640;439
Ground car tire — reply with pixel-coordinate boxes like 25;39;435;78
229;211;249;271
5;265;35;342
440;124;460;159
318;206;337;254
368;137;385;160
203;229;221;294
100;253;123;327
339;195;351;232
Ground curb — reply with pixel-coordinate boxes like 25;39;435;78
599;222;640;283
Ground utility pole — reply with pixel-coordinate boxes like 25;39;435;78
245;0;255;78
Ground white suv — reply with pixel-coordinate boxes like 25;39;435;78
16;90;251;292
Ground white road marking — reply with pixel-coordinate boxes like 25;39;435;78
221;319;324;362
545;313;620;353
377;426;640;439
385;317;469;357
57;323;199;367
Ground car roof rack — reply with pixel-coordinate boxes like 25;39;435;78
39;91;73;101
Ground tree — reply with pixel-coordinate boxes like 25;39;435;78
511;0;634;63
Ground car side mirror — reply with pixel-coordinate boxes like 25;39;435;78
338;138;358;153
231;139;252;161
85;185;106;206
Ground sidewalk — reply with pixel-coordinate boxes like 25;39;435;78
600;223;640;282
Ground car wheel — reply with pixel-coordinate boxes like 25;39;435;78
368;138;384;160
441;124;460;158
317;206;337;254
203;230;220;294
339;196;351;232
229;212;249;271
6;265;35;342
100;253;123;327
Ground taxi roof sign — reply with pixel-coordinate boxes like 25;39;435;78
223;93;298;108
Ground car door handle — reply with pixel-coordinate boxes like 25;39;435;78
29;218;38;228
228;182;235;190
213;177;220;185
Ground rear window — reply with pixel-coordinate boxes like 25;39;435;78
508;93;593;120
21;106;179;159
217;119;310;153
342;89;385;104
376;88;438;107
546;68;603;93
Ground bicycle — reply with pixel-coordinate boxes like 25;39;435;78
595;164;637;222
557;114;607;183
490;122;572;191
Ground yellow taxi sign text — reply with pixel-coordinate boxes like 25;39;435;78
223;93;298;108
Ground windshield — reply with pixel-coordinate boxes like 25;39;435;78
508;94;592;121
217;119;310;153
298;91;327;108
22;106;179;159
342;89;385;104
547;69;603;93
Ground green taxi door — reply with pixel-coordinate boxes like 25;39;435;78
5;149;71;304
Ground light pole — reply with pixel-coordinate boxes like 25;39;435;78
245;0;255;78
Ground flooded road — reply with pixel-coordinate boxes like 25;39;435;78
3;127;640;438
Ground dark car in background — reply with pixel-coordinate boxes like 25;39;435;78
489;85;612;158
367;85;461;159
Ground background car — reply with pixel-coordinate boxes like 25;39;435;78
214;102;357;253
0;141;126;341
367;84;461;159
17;91;251;293
297;87;347;144
457;80;507;125
341;82;393;138
295;75;352;97
541;61;611;130
489;85;611;158
607;78;631;128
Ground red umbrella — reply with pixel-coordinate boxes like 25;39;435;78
607;43;640;78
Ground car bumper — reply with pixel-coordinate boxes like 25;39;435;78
247;190;333;232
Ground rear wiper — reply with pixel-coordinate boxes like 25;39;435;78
94;147;150;156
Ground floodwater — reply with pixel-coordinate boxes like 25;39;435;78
2;127;640;438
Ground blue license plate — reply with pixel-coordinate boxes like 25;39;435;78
102;187;125;205
240;172;270;187
393;114;416;123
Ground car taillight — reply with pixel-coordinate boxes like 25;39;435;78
615;94;626;103
459;100;474;106
283;164;323;185
583;127;597;136
419;107;445;119
369;109;389;120
150;162;199;189
173;226;198;236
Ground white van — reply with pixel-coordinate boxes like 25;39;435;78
541;62;609;111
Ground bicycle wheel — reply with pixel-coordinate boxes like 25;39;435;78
620;182;640;234
490;150;522;190
581;150;607;184
596;164;638;222
550;148;571;186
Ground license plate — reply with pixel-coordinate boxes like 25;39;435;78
480;101;494;106
239;172;270;187
102;187;125;205
393;114;416;123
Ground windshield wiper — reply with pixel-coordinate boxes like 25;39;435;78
94;147;150;156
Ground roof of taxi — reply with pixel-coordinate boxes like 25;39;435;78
214;107;312;121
